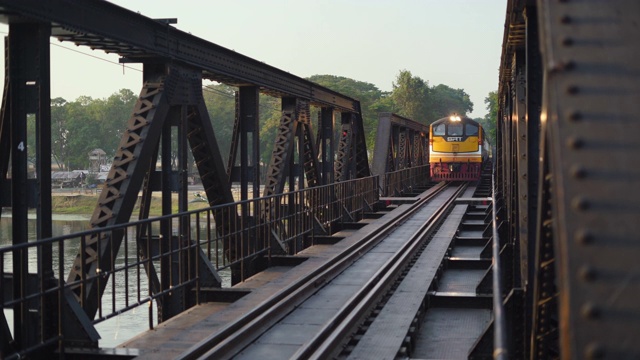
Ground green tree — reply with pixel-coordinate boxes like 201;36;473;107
428;84;473;120
479;90;498;143
97;89;137;156
256;95;282;168
202;83;239;173
390;70;431;124
307;75;389;153
65;97;99;169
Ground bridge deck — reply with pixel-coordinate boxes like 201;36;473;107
233;187;461;359
120;198;419;358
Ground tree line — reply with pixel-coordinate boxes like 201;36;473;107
30;70;497;173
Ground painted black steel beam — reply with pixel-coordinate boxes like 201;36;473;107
371;112;429;181
0;0;359;112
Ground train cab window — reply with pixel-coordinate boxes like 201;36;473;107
465;124;479;136
448;123;463;136
433;123;446;136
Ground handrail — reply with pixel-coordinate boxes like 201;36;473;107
491;164;508;359
0;175;386;355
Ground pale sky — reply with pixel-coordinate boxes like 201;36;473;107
1;0;506;118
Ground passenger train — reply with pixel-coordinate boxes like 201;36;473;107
429;115;489;181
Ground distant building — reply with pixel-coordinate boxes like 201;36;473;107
52;170;85;188
88;148;107;173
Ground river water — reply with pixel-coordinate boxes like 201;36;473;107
0;214;228;348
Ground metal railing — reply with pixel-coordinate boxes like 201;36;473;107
382;165;430;197
0;175;380;357
491;165;508;359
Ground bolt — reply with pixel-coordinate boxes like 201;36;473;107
571;165;587;179
579;265;597;282
567;137;584;149
567;85;579;94
575;229;594;244
568;111;583;122
581;303;600;319
564;60;576;70
585;343;605;359
572;196;589;211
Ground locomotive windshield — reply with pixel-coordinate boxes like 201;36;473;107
448;123;463;136
433;123;446;136
465;124;479;136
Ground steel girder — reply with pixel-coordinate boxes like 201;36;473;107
371;112;429;192
225;87;262;284
65;64;233;323
498;0;640;358
503;10;543;354
530;140;559;358
0;0;359;113
537;1;640;358
523;7;543;357
316;107;336;186
398;130;408;170
263;98;318;197
262;97;320;253
0;43;8;200
227;86;261;203
66;73;169;320
0;21;58;354
335;105;370;182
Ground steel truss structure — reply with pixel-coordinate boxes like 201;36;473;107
480;0;640;358
0;0;377;353
371;112;429;195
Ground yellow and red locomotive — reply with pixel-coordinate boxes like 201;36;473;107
429;115;488;181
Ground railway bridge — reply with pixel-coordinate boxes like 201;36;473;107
1;0;639;359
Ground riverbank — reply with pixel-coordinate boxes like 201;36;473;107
2;185;254;216
49;188;210;215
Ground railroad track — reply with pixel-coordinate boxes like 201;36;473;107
178;178;492;359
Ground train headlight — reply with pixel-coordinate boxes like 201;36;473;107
449;115;461;122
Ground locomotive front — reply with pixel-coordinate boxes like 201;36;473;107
429;115;485;181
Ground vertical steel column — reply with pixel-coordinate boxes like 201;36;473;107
7;22;53;350
285;98;302;193
318;107;335;186
397;129;407;170
263;97;297;197
229;86;260;202
228;86;260;282
335;107;370;182
8;22;30;354
178;105;189;213
508;61;519;291
0;41;9;205
514;49;527;288
335;112;353;182
371;113;393;193
391;124;399;171
159;106;174;322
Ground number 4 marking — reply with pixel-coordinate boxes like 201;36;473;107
17;141;24;151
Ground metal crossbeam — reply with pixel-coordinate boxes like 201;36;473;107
0;0;359;112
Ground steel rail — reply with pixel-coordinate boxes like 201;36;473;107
294;183;468;360
177;182;450;360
